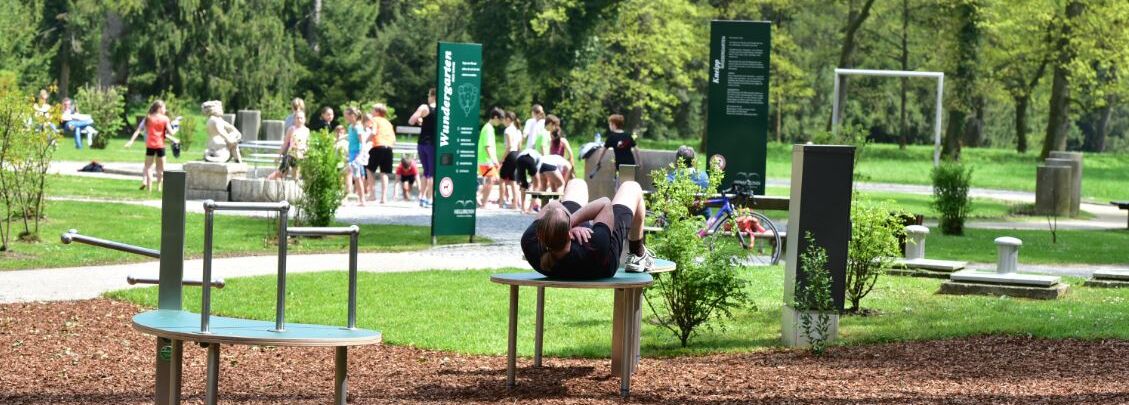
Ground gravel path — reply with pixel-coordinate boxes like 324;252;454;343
1;299;1127;404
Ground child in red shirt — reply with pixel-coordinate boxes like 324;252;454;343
395;156;418;201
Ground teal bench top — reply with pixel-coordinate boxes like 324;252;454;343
133;310;382;347
490;258;677;288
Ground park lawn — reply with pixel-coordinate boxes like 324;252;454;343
53;137;194;163
925;228;1129;265
0;200;473;271
46;173;158;201
109;268;1129;358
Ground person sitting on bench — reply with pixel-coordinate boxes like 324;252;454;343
520;179;654;279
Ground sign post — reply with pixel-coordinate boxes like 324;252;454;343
431;42;483;242
705;20;771;195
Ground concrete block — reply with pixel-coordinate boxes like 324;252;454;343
230;178;303;203
184;161;248;191
949;269;1061;287
236;110;261;141
1083;278;1129;288
781;305;839;348
1048;151;1083;216
892;258;967;272
885;267;955;279
939;280;1069;300
1093;269;1129;281
1035;164;1071;216
186;189;229;202
261;120;286;142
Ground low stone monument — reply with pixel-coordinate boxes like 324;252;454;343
1048;151;1083;216
1085;269;1129;288
940;236;1069;299
888;225;967;278
237;110;261;141
185;161;248;201
230;178;303;203
261;120;286;142
1035;161;1072;216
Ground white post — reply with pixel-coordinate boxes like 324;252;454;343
904;225;929;260
994;237;1022;274
831;72;841;138
934;75;944;167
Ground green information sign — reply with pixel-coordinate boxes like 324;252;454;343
705;20;771;195
431;42;483;238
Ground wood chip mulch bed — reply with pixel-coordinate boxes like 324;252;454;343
2;299;1127;404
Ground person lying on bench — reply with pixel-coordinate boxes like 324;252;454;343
521;179;654;279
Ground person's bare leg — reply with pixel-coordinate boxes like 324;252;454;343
380;174;388;203
142;155;155;191
155;156;166;193
611;181;645;242
355;175;366;206
561;178;589;206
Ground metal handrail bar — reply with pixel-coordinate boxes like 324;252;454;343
284;225;361;329
127;275;225;288
287;226;359;237
201;209;215;333
60;230;160;259
203;200;289;212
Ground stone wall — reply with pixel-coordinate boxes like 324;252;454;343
184;161;248;201
230;178;303;203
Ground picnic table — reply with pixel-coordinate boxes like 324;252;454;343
490;259;676;397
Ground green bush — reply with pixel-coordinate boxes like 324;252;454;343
931;162;973;235
846;199;905;313
298;129;344;226
0;88;54;249
794;232;834;355
645;160;749;347
74;84;126;149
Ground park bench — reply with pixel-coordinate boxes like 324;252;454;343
490;259;675;398
61;171;380;405
1113;201;1129;229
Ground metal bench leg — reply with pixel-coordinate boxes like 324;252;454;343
631;288;643;369
205;343;220;405
534;286;545;367
156;337;182;405
334;346;347;405
507;285;519;389
610;288;626;375
619;288;637;398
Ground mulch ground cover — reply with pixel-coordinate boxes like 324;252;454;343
2;299;1127;404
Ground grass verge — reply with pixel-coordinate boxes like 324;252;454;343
108;268;1129;358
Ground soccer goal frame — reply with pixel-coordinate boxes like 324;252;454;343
831;68;945;167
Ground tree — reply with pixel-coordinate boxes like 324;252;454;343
1040;0;1084;158
0;0;54;88
940;0;983;161
829;0;877;129
982;0;1052;153
845;200;904;312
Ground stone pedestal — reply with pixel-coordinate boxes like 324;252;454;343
1047;151;1083;216
781;306;839;348
222;113;236;126
889;225;967;278
184;161;248;201
1035;164;1071;216
941;236;1069;299
904;225;928;260
237;110;261;142
1085;269;1129;288
261;120;286;142
230;178;303;203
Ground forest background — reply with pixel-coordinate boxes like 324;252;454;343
2;0;1127;159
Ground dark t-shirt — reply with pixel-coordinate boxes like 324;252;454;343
419;104;436;145
309;118;335;134
604;131;636;167
520;202;616;279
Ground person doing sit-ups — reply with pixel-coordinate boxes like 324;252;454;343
520;179;654;279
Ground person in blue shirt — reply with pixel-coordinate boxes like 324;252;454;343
666;145;709;189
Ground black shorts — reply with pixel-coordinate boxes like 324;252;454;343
400;174;416;185
278;155;298;173
146;147;166;158
516;154;537;190
500;151;519;181
367;146;393;174
607;204;633;269
538;163;558;173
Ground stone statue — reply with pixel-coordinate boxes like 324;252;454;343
202;100;243;163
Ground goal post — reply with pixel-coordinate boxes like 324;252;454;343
831;68;945;167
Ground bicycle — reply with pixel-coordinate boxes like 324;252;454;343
696;184;783;266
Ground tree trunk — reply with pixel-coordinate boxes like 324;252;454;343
775;92;783;143
942;110;965;161
1041;1;1085;159
829;0;878;130
942;1;982;161
310;0;322;53
1014;95;1030;153
963;97;985;147
1083;102;1112;152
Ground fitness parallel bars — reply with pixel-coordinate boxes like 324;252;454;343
831;68;945;167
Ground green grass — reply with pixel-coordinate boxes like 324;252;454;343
109;268;1129;358
0;200;474;271
53;137;195;163
926;228;1129;265
46;173;157;201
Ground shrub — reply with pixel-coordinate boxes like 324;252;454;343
298;129;344;226
794;232;834;355
645;159;749;347
931;162;972;235
0;88;54;249
846;199;905;313
74;84;126;149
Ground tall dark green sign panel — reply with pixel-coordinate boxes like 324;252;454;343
431;42;483;238
705;21;771;195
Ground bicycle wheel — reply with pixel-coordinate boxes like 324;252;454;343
704;211;782;267
745;211;782;266
703;212;752;266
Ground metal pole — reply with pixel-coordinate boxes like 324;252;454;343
205;343;220;405
506;285;518;389
201;208;214;334
275;204;289;332
60;230;160;258
347;230;358;329
128;276;225;288
534;287;544;367
334;346;348;405
831;71;841;138
934;76;945;167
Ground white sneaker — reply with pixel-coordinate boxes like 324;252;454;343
624;247;655;273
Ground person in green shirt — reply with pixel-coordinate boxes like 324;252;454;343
478;107;504;207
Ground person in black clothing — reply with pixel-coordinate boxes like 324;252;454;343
309;107;336;134
592;114;640;176
520;179;654;279
408;88;438;207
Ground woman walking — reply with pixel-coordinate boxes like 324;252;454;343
125;100;180;192
408;89;438;207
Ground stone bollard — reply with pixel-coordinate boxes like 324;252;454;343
904;225;929;260
1047;151;1083;216
994;236;1022;274
222;113;236;126
261;120;286;141
237;110;261;142
1035;164;1071;216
